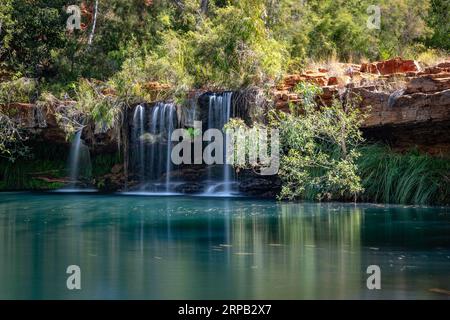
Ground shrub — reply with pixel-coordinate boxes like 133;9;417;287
227;82;366;201
0;78;37;106
0;112;29;162
274;83;365;201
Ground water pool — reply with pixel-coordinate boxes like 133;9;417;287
0;192;449;299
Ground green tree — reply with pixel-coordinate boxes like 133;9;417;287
0;0;14;65
426;0;450;50
275;82;365;201
377;0;432;58
4;0;70;77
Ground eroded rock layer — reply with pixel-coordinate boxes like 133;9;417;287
273;57;450;152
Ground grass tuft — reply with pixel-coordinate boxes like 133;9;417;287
358;145;450;205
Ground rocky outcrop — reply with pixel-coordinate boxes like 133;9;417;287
2;101;68;143
356;64;450;153
360;57;419;75
272;57;450;153
2;97;120;153
355;87;450;128
405;74;450;94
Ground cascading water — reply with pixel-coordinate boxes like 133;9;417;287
66;130;92;190
133;105;145;183
388;89;405;108
164;105;176;191
181;98;198;128
204;92;237;195
131;103;178;193
128;95;239;196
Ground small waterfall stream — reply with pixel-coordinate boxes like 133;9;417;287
66;130;92;190
388;89;405;108
133;105;145;184
204;92;237;195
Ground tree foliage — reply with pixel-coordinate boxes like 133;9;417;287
0;0;447;89
426;0;450;51
0;112;29;162
226;82;366;201
273;83;365;201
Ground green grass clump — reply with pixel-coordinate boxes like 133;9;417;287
91;152;122;177
358;145;450;205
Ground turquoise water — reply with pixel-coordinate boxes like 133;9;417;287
0;192;449;300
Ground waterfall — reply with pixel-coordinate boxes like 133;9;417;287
131;103;177;193
165;105;175;191
133;105;145;185
204;92;236;195
181;98;198;128
388;89;405;108
67;130;92;189
128;95;240;196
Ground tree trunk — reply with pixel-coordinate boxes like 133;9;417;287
88;0;98;46
172;0;185;10
200;0;209;14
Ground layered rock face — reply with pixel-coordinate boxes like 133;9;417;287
1;97;120;191
2;98;118;153
360;57;420;75
2;57;449;193
4;101;69;144
273;57;450;153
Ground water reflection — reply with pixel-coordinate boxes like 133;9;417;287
0;193;449;299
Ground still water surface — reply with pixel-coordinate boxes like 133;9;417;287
0;192;449;299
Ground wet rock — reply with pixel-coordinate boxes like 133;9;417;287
172;166;208;181
97;165;125;192
238;170;281;198
175;183;204;194
111;164;123;174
